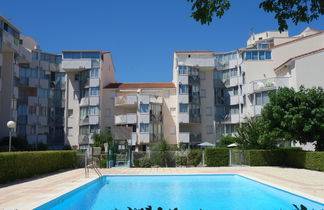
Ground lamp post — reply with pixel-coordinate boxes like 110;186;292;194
7;121;16;152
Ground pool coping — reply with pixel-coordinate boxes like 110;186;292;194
34;173;324;209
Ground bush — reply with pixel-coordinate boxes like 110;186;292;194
138;157;151;168
285;151;324;171
187;150;202;166
205;148;229;167
244;150;285;166
100;159;107;168
176;156;187;166
219;136;240;147
0;150;77;184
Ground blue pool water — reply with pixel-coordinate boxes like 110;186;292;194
36;174;324;210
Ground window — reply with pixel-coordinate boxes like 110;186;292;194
32;51;39;60
28;106;37;115
68;109;73;117
39;89;49;97
139;104;149;113
233;86;238;95
90;68;99;78
74;74;80;81
259;51;265;60
74;91;79;100
68;127;73;136
28;125;36;135
256;93;262;105
79;126;89;135
89;106;99;115
207;125;213;134
230;105;239;115
179;84;188;94
18;105;27;115
199;72;206;80
179;104;188;113
244;51;271;60
90;125;100;134
39;106;47;116
90;87;99;96
140;123;149;132
262;92;269;104
206;107;212;116
200;89;206;98
91;59;100;68
178;66;188;75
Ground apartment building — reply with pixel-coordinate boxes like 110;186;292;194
0;16;115;150
62;51;115;149
102;83;177;151
1;14;323;150
173;27;324;148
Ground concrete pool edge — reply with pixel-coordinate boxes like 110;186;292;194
34;173;324;209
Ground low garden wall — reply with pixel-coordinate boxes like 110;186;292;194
0;150;77;184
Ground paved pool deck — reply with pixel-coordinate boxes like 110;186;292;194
0;167;324;209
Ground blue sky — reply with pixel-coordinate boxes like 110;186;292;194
1;0;323;83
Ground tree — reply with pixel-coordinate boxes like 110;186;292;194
186;0;324;31
92;128;114;150
219;136;240;148
262;87;324;151
150;139;175;167
235;117;278;149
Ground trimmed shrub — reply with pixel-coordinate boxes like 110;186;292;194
138;157;151;168
285;151;324;171
0;150;77;184
219;136;240;147
244;150;285;166
205;148;229;167
187;150;202;166
176;156;187;167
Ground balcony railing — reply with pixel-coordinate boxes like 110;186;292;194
115;95;137;106
249;77;289;94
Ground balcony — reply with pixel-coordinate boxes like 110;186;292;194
178;75;188;84
179;112;189;123
115;113;137;125
177;56;215;68
244;77;289;95
79;117;89;125
79;96;99;106
138;133;150;144
78;135;92;145
2;30;19;52
115;95;137;107
230;95;244;105
62;59;92;71
179;132;190;143
139;113;150;123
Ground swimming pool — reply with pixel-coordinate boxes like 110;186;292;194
36;174;324;210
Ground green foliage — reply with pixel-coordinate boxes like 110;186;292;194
100;159;107;168
285;151;324;171
205;148;229;167
186;0;323;31
219;136;240;147
259;0;324;31
187;150;202;166
0;151;77;184
262;87;324;151
176;156;187;166
138;157;151;168
92;129;113;150
150;139;175;167
186;0;230;25
236;118;278;149
244;150;285;166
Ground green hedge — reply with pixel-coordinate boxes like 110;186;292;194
205;148;229;167
285;151;324;171
188;150;202;166
244;150;286;166
0;150;77;184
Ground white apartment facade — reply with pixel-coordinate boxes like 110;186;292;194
0;14;323;150
102;83;177;151
172;27;324;148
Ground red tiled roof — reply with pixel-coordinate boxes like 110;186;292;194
275;48;324;71
104;82;175;89
270;31;324;49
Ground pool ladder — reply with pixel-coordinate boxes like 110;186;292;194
84;152;103;178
